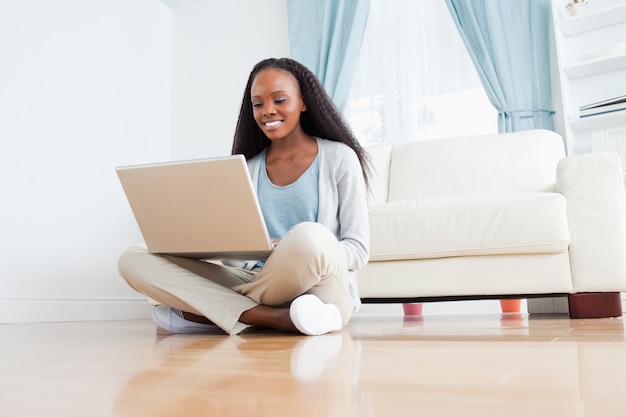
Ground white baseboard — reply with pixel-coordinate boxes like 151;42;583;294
357;299;528;316
3;295;623;323
0;298;153;324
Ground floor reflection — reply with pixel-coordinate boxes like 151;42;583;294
111;314;626;416
2;313;625;417
114;332;369;417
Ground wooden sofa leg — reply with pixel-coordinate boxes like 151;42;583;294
568;292;623;319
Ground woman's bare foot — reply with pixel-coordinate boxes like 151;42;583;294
239;295;343;335
181;311;215;325
239;305;299;333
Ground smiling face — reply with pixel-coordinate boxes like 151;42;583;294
250;68;307;142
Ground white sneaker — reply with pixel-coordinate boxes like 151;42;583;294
151;305;218;334
289;294;342;336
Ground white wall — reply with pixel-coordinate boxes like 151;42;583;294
0;0;173;322
170;0;290;159
0;0;291;323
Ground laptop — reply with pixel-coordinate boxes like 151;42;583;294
116;155;273;260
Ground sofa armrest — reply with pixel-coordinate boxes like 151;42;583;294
557;152;626;292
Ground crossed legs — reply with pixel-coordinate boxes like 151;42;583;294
118;222;353;335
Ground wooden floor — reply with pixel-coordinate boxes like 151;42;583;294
2;310;626;417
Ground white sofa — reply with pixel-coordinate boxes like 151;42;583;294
357;129;626;318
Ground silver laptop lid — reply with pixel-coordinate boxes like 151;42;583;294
116;155;272;260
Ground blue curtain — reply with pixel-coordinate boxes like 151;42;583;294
287;0;370;113
445;0;554;133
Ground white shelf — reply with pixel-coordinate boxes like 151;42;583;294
552;0;626;152
559;3;626;36
569;110;626;132
564;53;626;78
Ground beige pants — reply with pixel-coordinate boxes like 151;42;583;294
118;222;354;335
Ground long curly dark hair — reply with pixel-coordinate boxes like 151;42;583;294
231;57;369;183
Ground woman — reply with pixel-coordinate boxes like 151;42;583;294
118;58;369;336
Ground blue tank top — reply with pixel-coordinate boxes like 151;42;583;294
258;150;319;239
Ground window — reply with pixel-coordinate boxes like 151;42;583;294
346;0;497;146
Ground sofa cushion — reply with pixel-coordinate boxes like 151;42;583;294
368;192;570;261
386;130;565;200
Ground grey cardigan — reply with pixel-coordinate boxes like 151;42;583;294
247;138;370;309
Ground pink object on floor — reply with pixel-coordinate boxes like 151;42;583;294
402;303;423;316
500;299;522;313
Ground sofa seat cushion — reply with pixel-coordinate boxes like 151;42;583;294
368;192;570;261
